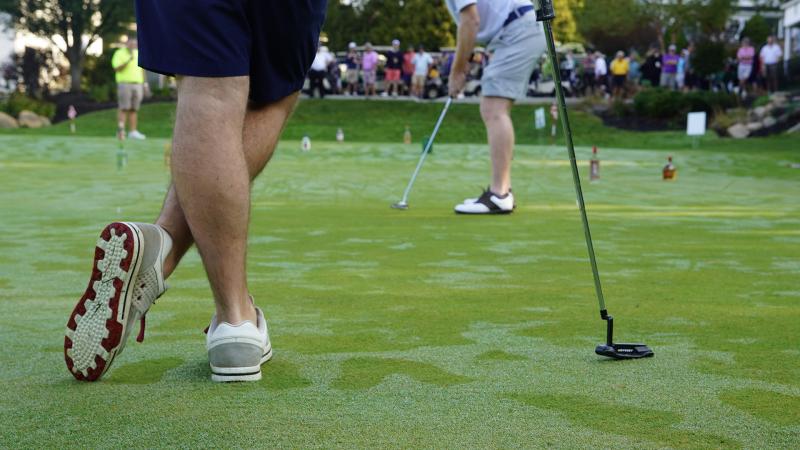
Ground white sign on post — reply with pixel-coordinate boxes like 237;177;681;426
534;107;546;130
686;112;707;136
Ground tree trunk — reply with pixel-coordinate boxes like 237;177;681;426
68;48;83;93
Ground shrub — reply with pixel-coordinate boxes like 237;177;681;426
88;83;115;103
633;88;735;121
610;99;633;117
741;15;770;48
692;40;728;78
633;88;687;119
0;92;56;119
82;52;116;91
752;95;770;108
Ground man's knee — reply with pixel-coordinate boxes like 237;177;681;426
480;99;511;123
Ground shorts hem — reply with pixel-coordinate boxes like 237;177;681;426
140;63;249;79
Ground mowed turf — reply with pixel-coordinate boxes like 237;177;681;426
0;104;799;447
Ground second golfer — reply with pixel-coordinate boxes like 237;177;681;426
446;0;545;214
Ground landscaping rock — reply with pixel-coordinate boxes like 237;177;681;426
727;123;750;138
788;123;800;134
762;116;777;128
40;116;51;127
753;106;767;119
746;121;763;132
0;111;18;128
18;110;44;128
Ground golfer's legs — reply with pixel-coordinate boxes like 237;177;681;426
157;92;299;279
481;96;514;195
168;76;253;324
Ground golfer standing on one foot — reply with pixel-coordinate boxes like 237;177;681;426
446;0;545;214
64;0;327;382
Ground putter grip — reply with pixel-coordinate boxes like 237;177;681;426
533;0;556;21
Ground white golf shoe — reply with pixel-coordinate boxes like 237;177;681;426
455;188;515;214
128;130;146;140
206;304;272;382
65;222;172;381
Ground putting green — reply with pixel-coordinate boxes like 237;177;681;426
0;133;798;448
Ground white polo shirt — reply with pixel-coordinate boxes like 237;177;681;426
445;0;533;44
760;43;783;65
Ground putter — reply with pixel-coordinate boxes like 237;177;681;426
535;0;653;360
392;96;453;210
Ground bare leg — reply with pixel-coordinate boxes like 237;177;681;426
129;111;138;132
481;96;514;195
167;76;252;324
117;110;126;129
157;92;299;280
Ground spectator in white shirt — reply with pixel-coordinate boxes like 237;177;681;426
594;51;608;95
411;45;433;99
760;36;783;93
309;45;334;98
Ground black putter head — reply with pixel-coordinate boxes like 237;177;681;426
391;201;409;210
595;311;654;360
595;343;654;360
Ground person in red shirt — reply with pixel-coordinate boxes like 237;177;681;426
402;46;416;96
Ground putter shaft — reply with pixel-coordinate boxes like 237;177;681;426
542;21;607;314
397;97;453;206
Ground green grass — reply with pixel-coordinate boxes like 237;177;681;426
5;99;799;156
0;101;799;447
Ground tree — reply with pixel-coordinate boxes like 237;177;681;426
0;0;135;93
552;0;583;43
741;14;771;46
323;0;453;51
576;0;659;54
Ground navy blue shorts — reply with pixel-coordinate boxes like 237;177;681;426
135;0;327;104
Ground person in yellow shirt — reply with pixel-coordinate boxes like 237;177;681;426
112;38;146;139
610;51;630;99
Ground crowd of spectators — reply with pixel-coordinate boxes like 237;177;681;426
307;35;788;101
306;39;479;99
561;35;786;101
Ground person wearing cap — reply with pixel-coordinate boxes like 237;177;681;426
661;45;679;90
345;42;361;96
111;37;147;140
411;45;433;98
609;50;629;99
383;39;403;97
362;42;379;97
446;0;545;214
309;44;335;98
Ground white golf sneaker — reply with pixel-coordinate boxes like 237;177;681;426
206;304;272;382
455;188;515;214
65;222;172;381
128;130;146;140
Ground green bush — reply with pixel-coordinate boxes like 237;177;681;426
0;92;56;119
82;52;116;91
633;88;686;119
88;83;115;103
610;99;633;117
633;88;735;121
741;14;770;48
692;40;727;78
752;95;771;108
684;90;736;115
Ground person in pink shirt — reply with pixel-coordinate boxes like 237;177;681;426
736;37;755;98
361;42;379;97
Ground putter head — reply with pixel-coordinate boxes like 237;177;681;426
391;202;409;210
595;343;654;360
